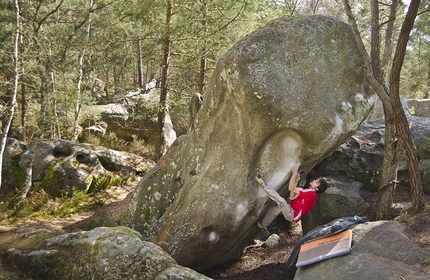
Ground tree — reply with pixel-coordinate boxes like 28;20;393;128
155;0;173;160
0;0;20;189
342;0;425;218
73;0;95;141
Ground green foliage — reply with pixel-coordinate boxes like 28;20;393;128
51;189;93;217
86;174;123;194
1;0;429;145
3;188;96;222
102;132;127;151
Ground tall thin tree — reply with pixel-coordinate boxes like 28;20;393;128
156;0;173;160
342;0;425;218
73;0;95;141
0;0;20;189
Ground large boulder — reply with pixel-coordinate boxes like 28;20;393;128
2;138;154;197
81;83;178;150
294;221;430;280
122;16;375;271
8;226;211;280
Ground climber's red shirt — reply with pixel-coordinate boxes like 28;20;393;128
290;188;317;222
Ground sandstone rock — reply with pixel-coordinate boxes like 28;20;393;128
85;83;177;149
1;138;26;193
2;138;154;197
294;221;430;280
407;99;430;118
8;226;211;280
265;234;281;248
122;16;375;271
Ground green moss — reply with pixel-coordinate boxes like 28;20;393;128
11;156;26;190
10;234;91;279
422;258;430;266
140;206;152;223
119;211;131;225
40;163;69;197
417;136;430;159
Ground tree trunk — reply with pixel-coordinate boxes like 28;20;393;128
381;0;398;69
197;0;208;94
0;0;20;189
50;70;61;139
389;0;425;210
198;57;206;94
73;49;85;141
376;114;400;219
137;37;144;89
427;56;430;98
105;49;110;96
342;0;425;218
73;0;94;142
16;152;34;206
38;71;48;137
369;0;398;219
370;0;383;84
156;0;172;160
20;59;27;142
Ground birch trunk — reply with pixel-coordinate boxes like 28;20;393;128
0;0;20;189
156;0;172;160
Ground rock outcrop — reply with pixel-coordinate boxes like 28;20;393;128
2;138;154;196
122;16;375;271
81;84;177;151
407;98;430;118
8;226;211;280
294;221;430;280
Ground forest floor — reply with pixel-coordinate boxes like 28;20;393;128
0;180;429;280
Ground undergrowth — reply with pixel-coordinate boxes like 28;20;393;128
0;188;111;223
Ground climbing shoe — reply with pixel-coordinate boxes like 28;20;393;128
255;173;266;186
255;221;265;229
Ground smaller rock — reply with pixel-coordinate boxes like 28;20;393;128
8;226;212;280
265;234;280;248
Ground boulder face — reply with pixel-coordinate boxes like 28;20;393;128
122;16;375;271
8;226;211;280
294;221;430;280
